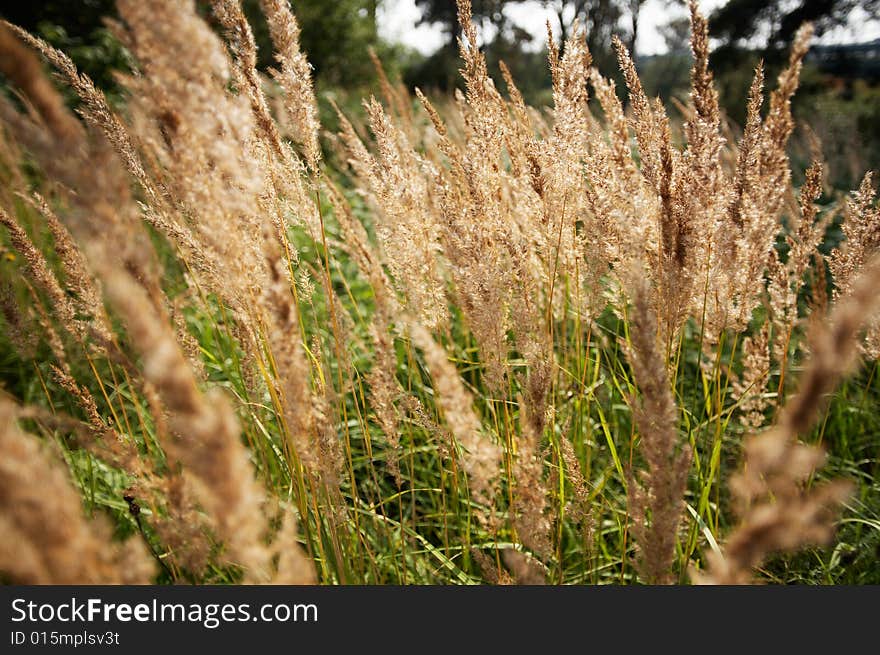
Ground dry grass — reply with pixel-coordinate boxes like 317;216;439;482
0;0;878;585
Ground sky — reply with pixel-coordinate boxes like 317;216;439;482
377;0;880;57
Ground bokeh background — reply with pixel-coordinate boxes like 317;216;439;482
3;0;878;192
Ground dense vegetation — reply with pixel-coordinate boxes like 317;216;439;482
0;0;878;585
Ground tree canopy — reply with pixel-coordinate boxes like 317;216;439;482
710;0;880;68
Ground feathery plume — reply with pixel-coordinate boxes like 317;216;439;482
259;0;321;171
409;323;501;518
0;398;155;584
626;284;692;584
696;254;880;584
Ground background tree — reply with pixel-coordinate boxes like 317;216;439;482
242;0;386;87
0;0;389;92
626;0;647;57
0;0;126;95
415;0;512;48
539;0;643;75
639;15;691;102
710;0;880;69
409;0;520;90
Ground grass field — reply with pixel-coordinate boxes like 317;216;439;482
0;0;878;585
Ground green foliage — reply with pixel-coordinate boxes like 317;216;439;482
242;0;386;88
0;1;130;102
5;192;877;585
794;74;880;190
2;0;879;587
0;1;393;93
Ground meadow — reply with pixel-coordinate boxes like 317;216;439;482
0;0;878;585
